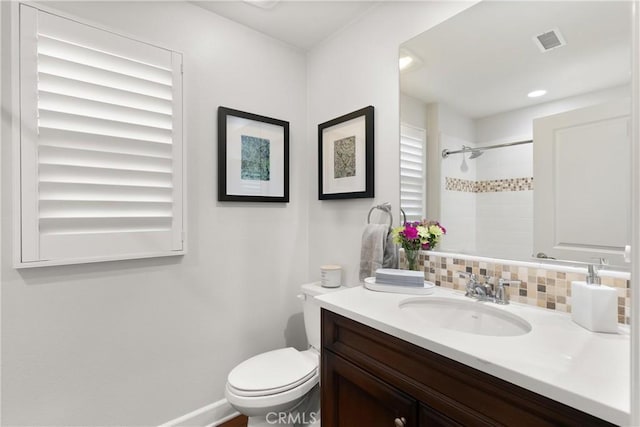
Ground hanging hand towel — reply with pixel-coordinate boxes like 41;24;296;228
359;224;389;282
382;230;398;270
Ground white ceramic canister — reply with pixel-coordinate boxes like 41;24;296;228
320;265;342;288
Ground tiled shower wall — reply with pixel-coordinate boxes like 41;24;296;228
402;252;631;324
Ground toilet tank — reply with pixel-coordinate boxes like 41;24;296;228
300;282;342;351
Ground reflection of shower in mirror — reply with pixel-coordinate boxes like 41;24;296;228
459;146;469;172
468;149;483;159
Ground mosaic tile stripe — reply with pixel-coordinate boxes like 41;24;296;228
446;177;534;193
400;252;631;325
445;177;475;192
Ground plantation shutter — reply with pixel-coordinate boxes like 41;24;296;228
19;5;184;266
400;124;425;223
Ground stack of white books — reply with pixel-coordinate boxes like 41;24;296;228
375;268;424;287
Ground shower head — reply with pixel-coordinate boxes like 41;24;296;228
468;149;483;159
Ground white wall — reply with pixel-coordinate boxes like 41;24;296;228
1;2;308;425
439;134;476;254
400;92;428;131
306;1;476;287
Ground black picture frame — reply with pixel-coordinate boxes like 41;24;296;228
218;107;289;203
318;106;374;200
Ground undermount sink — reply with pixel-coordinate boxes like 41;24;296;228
399;297;532;337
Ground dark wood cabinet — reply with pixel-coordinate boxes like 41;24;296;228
323;351;417;427
321;309;616;427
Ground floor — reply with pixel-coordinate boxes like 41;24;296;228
220;415;248;427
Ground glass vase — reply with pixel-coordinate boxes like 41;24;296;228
405;249;421;271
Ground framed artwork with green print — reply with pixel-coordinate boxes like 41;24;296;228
218;107;289;202
318;106;374;200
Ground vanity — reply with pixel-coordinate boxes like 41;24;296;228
316;286;630;426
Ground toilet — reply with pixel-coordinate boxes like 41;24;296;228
225;282;340;427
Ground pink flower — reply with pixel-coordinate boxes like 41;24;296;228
403;226;418;240
422;242;430;250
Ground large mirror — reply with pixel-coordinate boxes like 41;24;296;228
399;1;632;266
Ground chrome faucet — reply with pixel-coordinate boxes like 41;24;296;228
586;257;607;285
464;274;520;305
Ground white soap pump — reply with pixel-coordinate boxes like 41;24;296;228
571;259;618;333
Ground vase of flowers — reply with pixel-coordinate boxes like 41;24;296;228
392;220;446;271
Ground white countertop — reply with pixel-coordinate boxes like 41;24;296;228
316;285;630;426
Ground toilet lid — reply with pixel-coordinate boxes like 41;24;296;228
227;347;317;394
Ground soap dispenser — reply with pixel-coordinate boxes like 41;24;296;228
571;261;618;333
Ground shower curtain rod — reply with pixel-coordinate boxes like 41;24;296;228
441;139;533;158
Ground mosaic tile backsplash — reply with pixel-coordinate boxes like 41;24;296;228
401;252;631;324
445;176;534;193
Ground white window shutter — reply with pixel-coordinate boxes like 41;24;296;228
400;124;425;223
19;5;184;266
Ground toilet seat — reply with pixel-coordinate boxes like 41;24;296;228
227;348;317;397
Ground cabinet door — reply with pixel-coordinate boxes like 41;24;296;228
322;351;417;427
419;404;463;427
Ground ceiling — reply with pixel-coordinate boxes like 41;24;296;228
400;1;632;119
192;1;379;51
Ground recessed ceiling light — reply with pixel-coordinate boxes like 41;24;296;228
399;48;422;72
527;89;547;98
242;0;280;10
399;56;413;70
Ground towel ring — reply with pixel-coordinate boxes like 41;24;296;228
367;203;407;228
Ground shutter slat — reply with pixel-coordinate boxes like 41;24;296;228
38;54;172;100
401;170;423;179
40;182;172;202
39;110;172;144
401;164;423;172
38;34;172;84
39;91;172;130
400;146;422;156
39;200;173;219
39;145;173;173
39;127;172;158
39;73;172;115
39;164;173;187
40;217;172;235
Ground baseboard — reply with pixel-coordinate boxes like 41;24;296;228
160;398;239;427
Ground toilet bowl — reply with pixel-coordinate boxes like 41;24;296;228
225;282;339;427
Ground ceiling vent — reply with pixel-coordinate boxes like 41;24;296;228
533;28;566;52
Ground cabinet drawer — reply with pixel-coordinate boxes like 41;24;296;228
321;309;615;427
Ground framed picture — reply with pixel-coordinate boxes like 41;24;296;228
318;106;374;200
218;107;289;202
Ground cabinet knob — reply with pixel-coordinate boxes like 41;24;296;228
394;417;407;427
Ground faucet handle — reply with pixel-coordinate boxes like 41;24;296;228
495;279;521;305
462;273;479;297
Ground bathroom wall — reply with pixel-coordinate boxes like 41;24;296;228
1;2;308;425
440;133;477;254
307;1;477;287
473;142;533;260
400;93;428;131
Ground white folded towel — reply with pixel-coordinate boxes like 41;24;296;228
359;224;389;282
